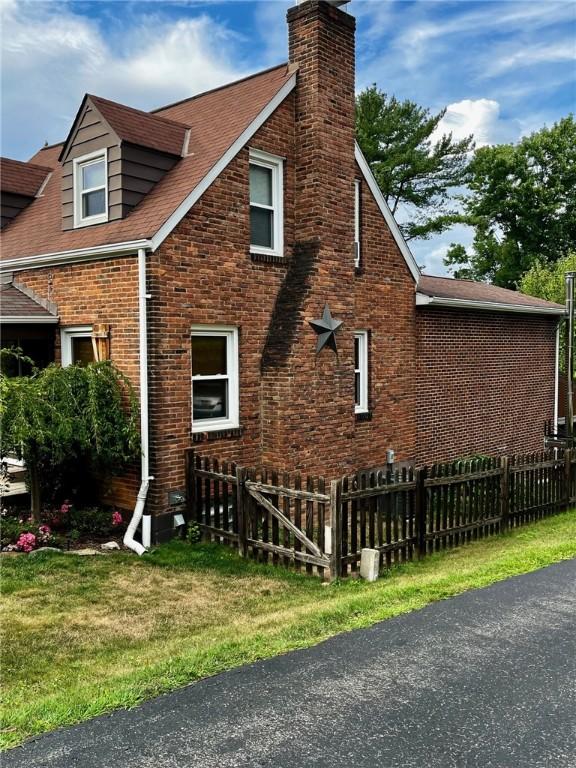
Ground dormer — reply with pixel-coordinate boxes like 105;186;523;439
59;95;189;230
0;158;51;228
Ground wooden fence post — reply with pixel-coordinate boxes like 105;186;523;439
564;448;572;510
236;465;248;557
185;448;195;524
329;478;343;581
500;456;510;532
415;466;427;558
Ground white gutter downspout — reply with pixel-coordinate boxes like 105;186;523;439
554;320;562;429
124;247;153;555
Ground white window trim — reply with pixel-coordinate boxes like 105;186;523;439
354;179;361;268
191;325;239;433
354;331;369;414
249;148;284;258
61;325;93;367
73;149;108;228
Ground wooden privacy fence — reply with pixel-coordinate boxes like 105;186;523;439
185;448;576;580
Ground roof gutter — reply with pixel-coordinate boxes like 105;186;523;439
415;292;566;317
0;315;59;324
124;246;153;555
0;239;153;273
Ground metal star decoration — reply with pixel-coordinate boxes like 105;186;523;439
309;304;343;353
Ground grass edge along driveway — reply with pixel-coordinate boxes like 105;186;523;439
2;510;576;750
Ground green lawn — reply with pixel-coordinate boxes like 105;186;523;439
2;511;576;750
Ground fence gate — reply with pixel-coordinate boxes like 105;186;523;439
186;451;333;578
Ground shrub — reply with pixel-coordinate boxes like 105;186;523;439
67;506;125;538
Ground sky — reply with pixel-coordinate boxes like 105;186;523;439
1;0;575;274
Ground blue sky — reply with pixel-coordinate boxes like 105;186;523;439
2;0;575;273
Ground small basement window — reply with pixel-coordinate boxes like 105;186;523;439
73;150;108;227
191;326;239;433
354;331;369;414
249;149;284;257
61;326;96;366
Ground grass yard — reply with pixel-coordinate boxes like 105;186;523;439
2;511;576;750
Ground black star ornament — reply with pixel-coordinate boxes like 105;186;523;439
309;304;343;353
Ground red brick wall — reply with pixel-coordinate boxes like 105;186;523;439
352;176;417;468
13;258;141;509
416;308;557;464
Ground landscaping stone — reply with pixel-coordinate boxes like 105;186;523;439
100;541;121;551
29;547;61;556
69;548;102;556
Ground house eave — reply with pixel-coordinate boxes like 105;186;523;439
415;292;566;316
0;239;153;273
0;315;60;324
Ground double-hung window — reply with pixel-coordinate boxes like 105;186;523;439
354;331;369;414
191;326;239;432
249;149;283;257
354;179;361;268
73;150;108;227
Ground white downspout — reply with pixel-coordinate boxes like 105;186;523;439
554;320;561;429
124;247;153;555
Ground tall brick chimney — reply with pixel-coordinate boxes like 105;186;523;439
260;0;357;476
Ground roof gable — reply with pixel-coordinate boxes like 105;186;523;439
1;64;295;267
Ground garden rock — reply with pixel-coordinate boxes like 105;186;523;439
100;541;121;551
70;548;102;556
29;547;61;556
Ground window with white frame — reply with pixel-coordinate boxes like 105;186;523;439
354;331;369;413
191;326;239;432
61;326;95;367
249;149;284;257
73;150;108;227
354;179;361;268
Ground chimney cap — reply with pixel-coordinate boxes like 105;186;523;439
296;0;350;6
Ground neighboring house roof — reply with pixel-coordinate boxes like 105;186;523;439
59;95;189;160
417;275;565;316
1;158;51;197
0;282;58;323
0;63;295;265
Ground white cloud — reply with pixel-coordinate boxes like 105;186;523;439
1;1;247;159
482;40;576;78
431;98;520;147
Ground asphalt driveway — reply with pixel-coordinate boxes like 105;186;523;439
5;558;576;768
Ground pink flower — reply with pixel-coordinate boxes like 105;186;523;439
60;501;71;515
39;525;51;535
111;510;123;527
16;532;37;553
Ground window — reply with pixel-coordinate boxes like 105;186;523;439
354;179;361;268
191;326;239;432
61;326;96;367
249;149;284;257
73;150;108;227
354;331;369;414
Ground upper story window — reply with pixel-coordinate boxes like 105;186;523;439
354;331;369;414
191;326;239;433
354;179;361;268
249;149;284;257
73;150;108;227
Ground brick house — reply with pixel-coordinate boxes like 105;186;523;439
0;0;564;546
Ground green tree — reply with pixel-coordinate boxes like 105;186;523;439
445;116;576;288
520;254;576;373
355;85;474;241
0;353;140;519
